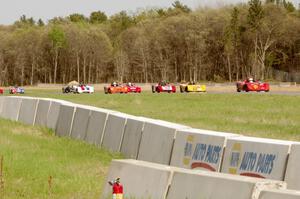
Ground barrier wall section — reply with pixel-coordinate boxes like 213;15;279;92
70;106;91;140
285;143;300;190
102;112;128;152
35;99;51;126
221;136;292;180
258;189;300;199
0;97;5;114
167;168;285;199
85;108;112;146
55;104;75;137
47;101;63;129
1;97;22;121
18;97;39;125
120;117;146;159
102;159;172;199
138;120;188;165
170;128;238;172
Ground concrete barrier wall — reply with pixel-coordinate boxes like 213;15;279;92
137;120;189;165
259;189;300;199
70;106;91;140
102;159;172;199
85;108;112;146
1;97;22;121
170;128;238;172
18;97;39;125
46;101;62;130
55;104;75;137
34;99;51;126
102;112;129;152
167;168;285;199
285;143;300;190
221;136;292;180
120;117;146;159
0;97;6;114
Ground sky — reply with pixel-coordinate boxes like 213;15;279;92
0;0;299;25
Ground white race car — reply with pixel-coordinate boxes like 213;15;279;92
73;85;94;94
62;81;94;94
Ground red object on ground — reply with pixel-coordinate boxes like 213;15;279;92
125;83;142;93
236;78;270;92
0;88;3;94
152;81;176;93
9;87;17;94
112;182;123;194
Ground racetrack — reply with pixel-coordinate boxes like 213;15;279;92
18;82;300;95
207;85;300;95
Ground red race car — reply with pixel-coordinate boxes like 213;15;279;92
236;78;270;92
0;88;3;94
9;86;25;94
152;81;176;93
125;82;141;93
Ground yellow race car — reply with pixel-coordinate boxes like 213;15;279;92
179;82;206;93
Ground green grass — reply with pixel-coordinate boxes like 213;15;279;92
0;119;122;199
17;89;300;141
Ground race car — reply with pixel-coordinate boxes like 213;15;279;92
152;81;176;93
62;81;94;94
0;88;3;94
236;77;270;92
62;80;79;93
73;84;94;94
179;82;206;92
104;82;128;94
125;82;141;93
9;86;25;94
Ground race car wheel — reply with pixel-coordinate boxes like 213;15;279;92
237;88;241;92
180;87;184;93
151;86;156;93
243;85;249;92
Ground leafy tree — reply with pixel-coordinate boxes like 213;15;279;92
90;11;107;24
14;15;35;27
248;0;264;30
48;26;66;83
37;19;45;26
69;13;87;23
171;1;191;13
283;0;295;12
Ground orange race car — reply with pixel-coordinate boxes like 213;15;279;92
104;82;128;94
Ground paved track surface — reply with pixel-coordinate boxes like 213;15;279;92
17;83;300;96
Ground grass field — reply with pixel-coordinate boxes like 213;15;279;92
0;119;122;199
12;89;300;141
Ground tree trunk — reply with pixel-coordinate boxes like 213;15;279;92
54;49;58;84
88;59;92;83
227;54;232;82
30;56;35;86
253;32;258;79
21;64;24;86
83;56;86;83
76;52;80;82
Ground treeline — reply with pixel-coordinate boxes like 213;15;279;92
0;0;300;86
